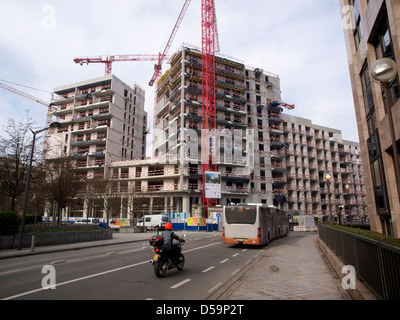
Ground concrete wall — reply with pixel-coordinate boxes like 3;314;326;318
0;229;112;250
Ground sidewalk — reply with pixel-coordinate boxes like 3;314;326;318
215;232;347;300
0;231;152;260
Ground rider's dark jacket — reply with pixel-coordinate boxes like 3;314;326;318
161;229;181;247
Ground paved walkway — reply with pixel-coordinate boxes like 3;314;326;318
217;232;345;300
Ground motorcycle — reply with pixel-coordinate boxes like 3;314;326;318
149;233;186;278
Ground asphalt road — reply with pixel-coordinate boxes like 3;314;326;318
0;232;267;300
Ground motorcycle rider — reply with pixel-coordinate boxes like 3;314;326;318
161;223;184;264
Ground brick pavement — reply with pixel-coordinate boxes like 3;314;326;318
219;233;345;300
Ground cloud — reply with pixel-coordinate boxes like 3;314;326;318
0;0;359;149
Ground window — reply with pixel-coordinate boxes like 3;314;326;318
349;0;362;50
373;19;400;106
360;61;375;114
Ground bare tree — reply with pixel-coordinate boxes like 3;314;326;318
45;156;84;224
0;111;38;212
94;177;121;228
29;163;47;223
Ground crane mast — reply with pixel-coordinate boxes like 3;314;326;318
201;0;218;209
149;0;192;86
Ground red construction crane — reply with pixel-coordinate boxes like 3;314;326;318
201;0;218;210
149;0;192;86
74;54;164;75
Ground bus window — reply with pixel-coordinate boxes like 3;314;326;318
225;207;257;224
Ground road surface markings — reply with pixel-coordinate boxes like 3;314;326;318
231;268;241;276
244;260;251;265
208;282;223;293
50;260;65;265
242;249;247;252
202;266;215;273
2;260;148;300
232;253;239;257
2;240;220;300
183;242;219;254
219;259;229;264
170;279;191;289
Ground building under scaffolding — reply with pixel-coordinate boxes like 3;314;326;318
45;45;368;223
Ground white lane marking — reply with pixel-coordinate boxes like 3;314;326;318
231;268;240;276
170;279;191;289
183;242;219;253
3;240;221;300
232;253;239;257
2;260;148;300
244;260;251;265
208;282;223;293
242;249;247;252
202;266;215;273
50;260;65;265
219;259;229;264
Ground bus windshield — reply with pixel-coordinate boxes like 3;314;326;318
225;206;257;224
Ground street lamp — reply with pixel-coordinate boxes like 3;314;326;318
325;172;333;223
17;121;61;250
345;183;350;225
369;58;400;204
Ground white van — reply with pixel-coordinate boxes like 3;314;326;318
74;218;100;224
136;214;169;231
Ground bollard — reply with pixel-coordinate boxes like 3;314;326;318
31;235;36;252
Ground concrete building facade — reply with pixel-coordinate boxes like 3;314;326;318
46;74;147;216
340;0;400;237
43;46;366;223
98;45;367;223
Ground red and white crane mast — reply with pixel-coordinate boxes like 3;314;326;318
201;0;218;209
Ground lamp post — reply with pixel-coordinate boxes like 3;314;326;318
345;183;350;226
369;58;400;204
325;172;333;224
17;122;61;251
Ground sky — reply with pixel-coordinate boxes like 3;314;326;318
0;0;358;156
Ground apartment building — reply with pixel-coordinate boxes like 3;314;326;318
45;75;147;215
100;45;366;223
340;0;400;237
283;115;366;220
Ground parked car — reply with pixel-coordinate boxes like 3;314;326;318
136;214;169;231
74;218;100;224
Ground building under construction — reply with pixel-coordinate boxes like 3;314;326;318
46;75;148;217
100;45;367;223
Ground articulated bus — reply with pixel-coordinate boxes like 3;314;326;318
222;204;289;246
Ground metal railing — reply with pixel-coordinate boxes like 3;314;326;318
318;224;400;300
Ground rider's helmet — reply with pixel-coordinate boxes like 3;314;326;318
164;223;173;230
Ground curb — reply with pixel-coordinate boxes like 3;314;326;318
0;237;148;260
